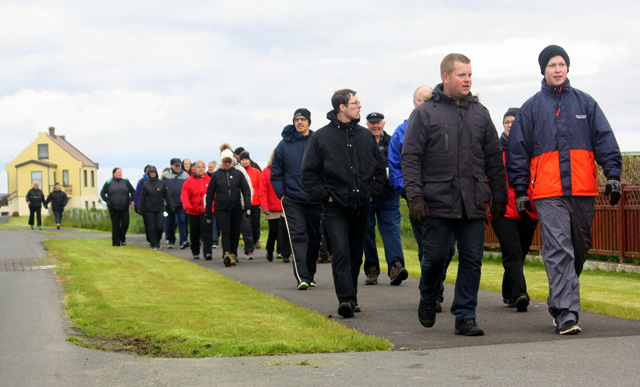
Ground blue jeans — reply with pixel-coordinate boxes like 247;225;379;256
53;210;63;225
164;206;187;245
363;191;404;276
322;202;370;305
211;215;220;245
419;218;484;320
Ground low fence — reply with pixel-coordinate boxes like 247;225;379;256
484;185;640;263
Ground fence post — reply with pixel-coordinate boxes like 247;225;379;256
619;184;627;264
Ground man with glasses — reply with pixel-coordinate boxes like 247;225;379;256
272;108;322;290
402;54;507;336
301;89;386;318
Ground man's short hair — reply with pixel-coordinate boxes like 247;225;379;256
331;89;357;112
440;53;471;75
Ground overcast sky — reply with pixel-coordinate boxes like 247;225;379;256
2;0;639;193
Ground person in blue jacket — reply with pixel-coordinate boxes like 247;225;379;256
271;108;322;290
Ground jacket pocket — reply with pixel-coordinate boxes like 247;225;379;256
423;176;453;209
473;175;491;208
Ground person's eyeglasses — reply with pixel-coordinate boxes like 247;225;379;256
347;101;362;106
503;120;514;125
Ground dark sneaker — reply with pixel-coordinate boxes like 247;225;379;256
297;281;309;290
309;280;316;287
365;266;378;285
418;299;436;328
205;253;212;261
193;255;200;260
354;304;361;313
338;302;354;318
515;295;529;312
435;301;443;313
455;318;484;336
56;225;60;230
212;244;219;249
318;256;330;264
283;257;290;263
167;243;174;249
557;320;581;335
223;252;232;267
180;241;190;249
389;261;408;286
121;242;126;246
266;251;274;262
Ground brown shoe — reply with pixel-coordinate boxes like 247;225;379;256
389;261;409;286
223;252;232;267
230;253;238;266
365;266;378;285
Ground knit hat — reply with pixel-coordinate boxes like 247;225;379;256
503;107;519;121
293;108;311;125
538;45;570;75
221;149;234;162
239;152;250;161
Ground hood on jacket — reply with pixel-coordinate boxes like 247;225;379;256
147;165;158;180
424;83;480;105
281;124;314;142
326;110;360;131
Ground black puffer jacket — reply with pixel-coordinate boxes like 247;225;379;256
401;83;507;219
301;110;386;210
100;178;135;211
138;166;175;213
26;188;45;209
205;166;251;212
45;190;68;212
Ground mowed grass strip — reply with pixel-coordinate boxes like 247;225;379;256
401;253;640;320
46;238;391;357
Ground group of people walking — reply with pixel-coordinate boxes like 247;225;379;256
97;44;622;338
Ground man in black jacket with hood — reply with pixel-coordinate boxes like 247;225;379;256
402;53;507;336
301;89;386;318
45;182;68;229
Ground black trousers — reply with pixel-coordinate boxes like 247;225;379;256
282;197;322;284
144;211;164;249
266;218;291;257
250;204;261;245
187;214;213;257
322;202;370;305
109;208;130;246
491;217;538;302
215;208;242;257
28;206;42;227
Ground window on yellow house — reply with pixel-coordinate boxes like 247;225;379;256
84;170;87;187
38;144;48;159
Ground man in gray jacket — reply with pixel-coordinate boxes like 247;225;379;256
402;53;507;336
162;158;189;249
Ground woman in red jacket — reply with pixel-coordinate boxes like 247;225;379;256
491;108;538;312
259;151;291;262
181;160;213;260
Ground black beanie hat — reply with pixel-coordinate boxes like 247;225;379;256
239;152;250;161
503;107;519;121
293;108;311;125
538;45;570;75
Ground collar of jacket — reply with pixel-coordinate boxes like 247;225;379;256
541;78;571;96
326;110;360;131
431;83;477;108
281;124;314;142
500;132;509;150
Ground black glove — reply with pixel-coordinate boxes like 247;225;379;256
490;202;507;221
245;209;251;218
205;213;212;224
604;177;621;206
515;191;533;220
400;189;407;200
408;196;428;225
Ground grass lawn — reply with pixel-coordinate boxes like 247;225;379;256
46;238;391;358
401;252;640;321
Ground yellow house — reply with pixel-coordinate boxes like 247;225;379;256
3;127;99;215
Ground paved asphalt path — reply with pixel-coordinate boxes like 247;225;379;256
1;218;638;386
